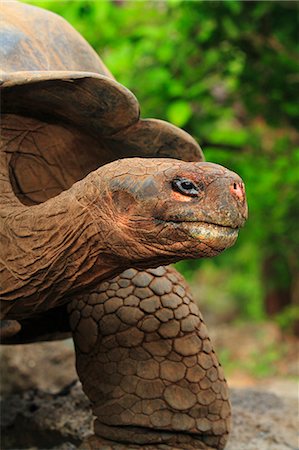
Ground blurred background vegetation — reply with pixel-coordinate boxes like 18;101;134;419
23;0;299;378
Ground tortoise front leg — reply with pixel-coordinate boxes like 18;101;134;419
68;266;231;450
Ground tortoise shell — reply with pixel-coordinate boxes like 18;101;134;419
0;1;203;206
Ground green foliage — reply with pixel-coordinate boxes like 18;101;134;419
216;322;290;379
275;305;299;333
167;101;193;127
219;343;284;379
22;0;299;325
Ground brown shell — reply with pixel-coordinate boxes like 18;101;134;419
0;1;203;205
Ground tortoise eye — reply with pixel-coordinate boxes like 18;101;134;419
172;178;200;197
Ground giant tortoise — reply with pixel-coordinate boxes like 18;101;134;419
0;2;247;449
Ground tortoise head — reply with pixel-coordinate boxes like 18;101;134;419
87;158;248;265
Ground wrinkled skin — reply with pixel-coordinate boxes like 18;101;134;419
0;157;247;449
0;157;247;319
1;156;247;449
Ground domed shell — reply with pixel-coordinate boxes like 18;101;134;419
0;1;203;205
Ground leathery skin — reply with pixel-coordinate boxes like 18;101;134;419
69;266;230;449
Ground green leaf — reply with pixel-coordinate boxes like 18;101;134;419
167;101;192;127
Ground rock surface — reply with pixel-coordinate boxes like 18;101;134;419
1;342;297;450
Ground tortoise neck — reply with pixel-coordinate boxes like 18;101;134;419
0;177;120;319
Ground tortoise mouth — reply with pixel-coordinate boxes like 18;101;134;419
159;220;239;247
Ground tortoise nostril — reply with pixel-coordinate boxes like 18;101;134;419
230;181;245;201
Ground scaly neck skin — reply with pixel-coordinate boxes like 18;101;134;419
0;172;121;319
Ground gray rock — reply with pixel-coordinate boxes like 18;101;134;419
1;343;297;450
1;381;93;449
227;388;298;450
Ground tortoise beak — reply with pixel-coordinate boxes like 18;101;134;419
178;221;240;248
